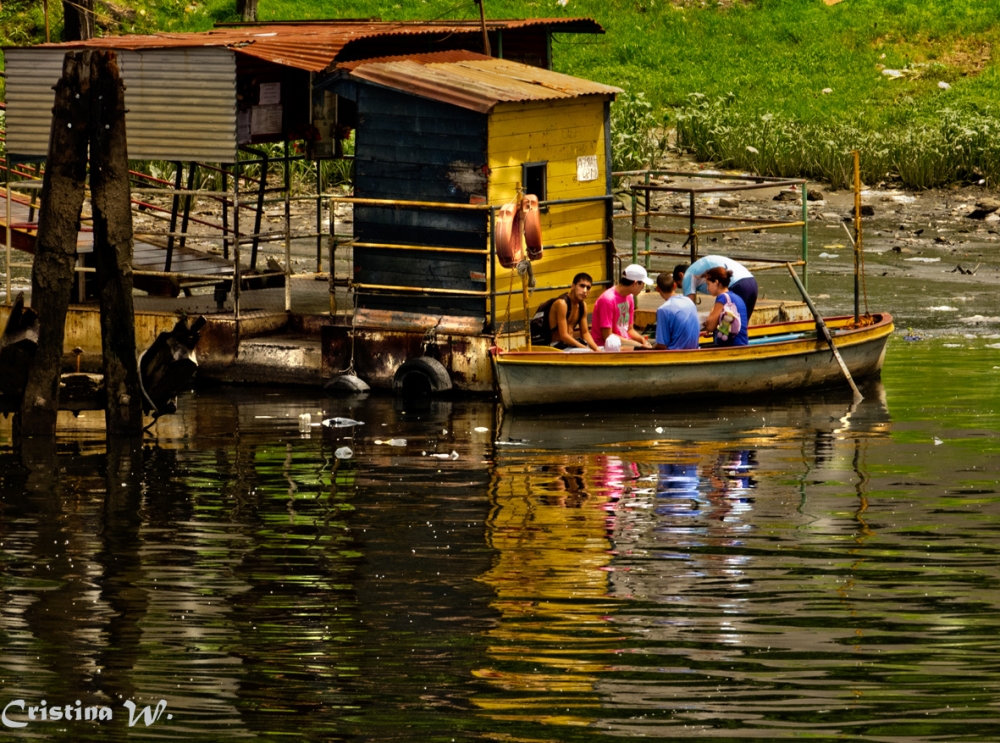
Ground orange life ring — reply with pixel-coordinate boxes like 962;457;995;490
495;203;522;269
522;195;543;261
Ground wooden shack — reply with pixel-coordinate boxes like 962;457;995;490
330;51;620;323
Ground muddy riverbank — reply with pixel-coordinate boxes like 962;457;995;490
616;151;1000;336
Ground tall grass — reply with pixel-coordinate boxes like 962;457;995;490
675;93;1000;190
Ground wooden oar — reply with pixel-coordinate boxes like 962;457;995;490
786;263;863;402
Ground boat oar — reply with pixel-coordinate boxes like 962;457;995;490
786;263;863;403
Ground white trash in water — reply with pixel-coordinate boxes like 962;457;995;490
298;413;312;432
474;427;489;433
334;447;353;459
322;417;365;428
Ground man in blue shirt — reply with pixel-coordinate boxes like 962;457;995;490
653;272;701;350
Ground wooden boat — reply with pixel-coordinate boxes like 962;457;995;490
490;313;894;409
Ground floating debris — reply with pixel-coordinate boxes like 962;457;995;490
474;426;490;433
334;446;353;459
322;417;365;428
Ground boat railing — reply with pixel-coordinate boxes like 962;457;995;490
612;169;811;288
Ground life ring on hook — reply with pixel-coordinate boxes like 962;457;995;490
522;195;543;261
496;202;522;269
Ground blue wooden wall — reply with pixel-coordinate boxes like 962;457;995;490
353;85;489;317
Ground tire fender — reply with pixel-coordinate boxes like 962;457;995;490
392;356;453;397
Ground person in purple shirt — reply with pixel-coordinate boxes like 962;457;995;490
652;272;701;350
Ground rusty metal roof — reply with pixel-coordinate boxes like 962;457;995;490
346;53;620;113
19;18;603;74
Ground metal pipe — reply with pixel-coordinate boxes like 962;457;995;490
164;162;183;272
630;186;638;263
853;150;861;323
284;140;292;312
221;164;229;259
643;170;651;270
802;180;810;292
5;156;11;306
489;207;497;334
351;241;489;255
632;211;805;225
352;283;489;297
330;196;490;211
631;179;806;193
177;161;197;253
688;191;697;264
315;158;323;272
233;156;241;322
538;194;613;207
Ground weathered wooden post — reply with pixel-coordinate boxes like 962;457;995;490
19;51;91;436
89;50;143;436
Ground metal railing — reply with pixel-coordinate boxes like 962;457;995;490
613;169;811;289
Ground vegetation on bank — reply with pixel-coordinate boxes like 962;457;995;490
3;0;1000;189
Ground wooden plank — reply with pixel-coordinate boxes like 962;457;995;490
489;123;603;155
354;254;486;288
354;205;486;235
357;145;487;168
490;99;607;125
358;293;485;318
362;111;488;138
489;141;603;169
361;86;486;123
355;223;486;251
358;128;485;154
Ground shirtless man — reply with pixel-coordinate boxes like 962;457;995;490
544;272;600;351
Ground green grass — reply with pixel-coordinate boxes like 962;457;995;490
4;0;1000;187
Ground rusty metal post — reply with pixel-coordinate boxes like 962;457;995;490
688;190;697;264
233;155;241;322
630;185;638;264
643;170;651;270
853;151;862;323
284;139;292;312
164;161;183;272
5;157;11;306
489;207;497;334
801;179;809;292
221;164;230;260
316;158;323;273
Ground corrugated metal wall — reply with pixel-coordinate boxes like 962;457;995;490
353;85;489;318
4;47;237;162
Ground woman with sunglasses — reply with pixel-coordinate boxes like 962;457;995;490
702;267;749;347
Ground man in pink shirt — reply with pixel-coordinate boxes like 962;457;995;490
591;264;653;350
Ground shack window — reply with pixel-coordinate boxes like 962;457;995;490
522;161;547;201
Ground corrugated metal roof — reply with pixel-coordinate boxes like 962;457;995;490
346;54;620;113
12;18;603;73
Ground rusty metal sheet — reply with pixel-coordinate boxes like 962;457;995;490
348;55;619;112
12;18;603;74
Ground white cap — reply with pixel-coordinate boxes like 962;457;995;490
603;334;622;352
623;264;654;285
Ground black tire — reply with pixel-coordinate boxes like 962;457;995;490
392;357;452;397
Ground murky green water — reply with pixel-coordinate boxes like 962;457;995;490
1;336;999;741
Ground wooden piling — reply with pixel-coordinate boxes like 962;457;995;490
89;50;143;436
19;51;91;436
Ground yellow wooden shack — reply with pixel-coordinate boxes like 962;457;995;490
332;50;620;326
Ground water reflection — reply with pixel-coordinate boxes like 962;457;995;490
3;349;1000;740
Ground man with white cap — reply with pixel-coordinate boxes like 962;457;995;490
590;263;653;350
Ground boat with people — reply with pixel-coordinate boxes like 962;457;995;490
491;311;894;409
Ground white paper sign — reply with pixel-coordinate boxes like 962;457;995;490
259;81;281;105
577;155;599;182
251;104;283;135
